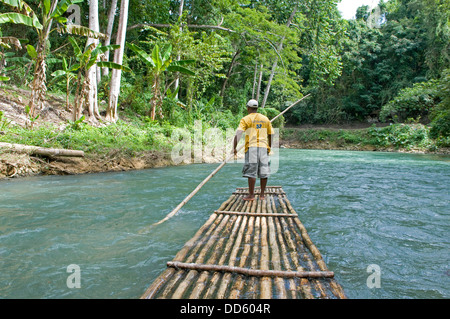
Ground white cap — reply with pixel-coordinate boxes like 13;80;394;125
246;99;258;108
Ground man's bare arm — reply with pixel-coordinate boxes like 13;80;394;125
233;129;244;155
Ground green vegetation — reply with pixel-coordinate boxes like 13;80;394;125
0;0;449;161
379;80;441;123
0;116;190;159
282;123;449;153
369;124;449;151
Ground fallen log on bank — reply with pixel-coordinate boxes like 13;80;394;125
0;142;85;157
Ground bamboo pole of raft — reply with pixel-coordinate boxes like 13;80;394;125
166;262;335;279
271;197;298;298
143;214;222;299
281;194;344;298
163;197;241;298
268;194;297;298
263;196;287;299
187;200;246;298
157;202;231;298
171;195;247;298
141;211;219;298
202;200;250;298
215;210;298;217
141;194;237;299
228;198;256;299
188;201;248;298
204;199;252;299
247;197;261;298
282;195;346;299
277;194;326;297
190;197;244;298
176;206;242;298
215;212;248;298
217;197;258;298
259;197;272;298
149;94;311;228
273;196;314;298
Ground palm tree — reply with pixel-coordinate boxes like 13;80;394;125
126;42;195;120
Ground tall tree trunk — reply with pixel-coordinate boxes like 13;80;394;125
106;0;129;123
151;76;160;120
252;62;257;99
220;49;240;97
28;39;47;123
73;71;87;121
28;0;59;124
256;64;263;102
261;5;297;108
66;76;70;111
102;0;118;77
87;0;101;123
174;0;184;99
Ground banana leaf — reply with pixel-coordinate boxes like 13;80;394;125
96;61;131;72
0;12;42;29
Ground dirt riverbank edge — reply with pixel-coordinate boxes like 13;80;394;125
1;87;448;180
1;137;448;180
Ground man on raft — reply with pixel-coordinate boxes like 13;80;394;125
233;99;274;201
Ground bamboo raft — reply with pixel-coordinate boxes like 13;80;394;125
141;186;346;299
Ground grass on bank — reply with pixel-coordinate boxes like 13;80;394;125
0;117;177;157
1;108;449;157
281;123;450;152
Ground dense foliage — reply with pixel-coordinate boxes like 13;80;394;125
0;0;449;140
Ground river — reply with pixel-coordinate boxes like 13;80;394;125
0;149;449;299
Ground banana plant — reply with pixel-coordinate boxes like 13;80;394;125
0;25;23;83
0;0;107;124
126;42;195;120
49;57;79;110
69;37;130;121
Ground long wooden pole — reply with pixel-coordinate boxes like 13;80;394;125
148;94;311;229
166;262;335;279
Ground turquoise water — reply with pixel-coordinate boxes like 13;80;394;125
0;149;449;299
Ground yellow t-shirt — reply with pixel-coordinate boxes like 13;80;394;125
237;112;274;153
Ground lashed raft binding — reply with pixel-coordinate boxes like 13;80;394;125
141;186;346;299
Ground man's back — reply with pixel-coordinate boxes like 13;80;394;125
238;113;273;152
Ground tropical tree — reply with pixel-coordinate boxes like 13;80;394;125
68;36;130;122
105;0;128;123
0;0;106;123
0;2;38;84
0;25;22;83
49;56;78;110
126;42;195;120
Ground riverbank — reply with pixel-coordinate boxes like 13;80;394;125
280;125;450;155
0;86;177;179
1;87;448;180
2;125;448;180
0;148;174;179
